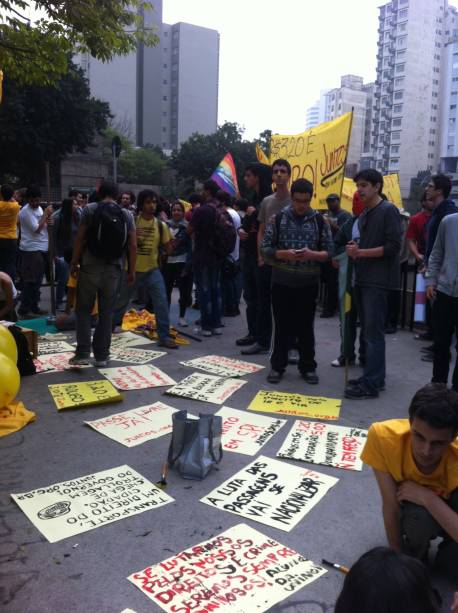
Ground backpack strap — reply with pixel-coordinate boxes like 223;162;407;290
315;213;325;251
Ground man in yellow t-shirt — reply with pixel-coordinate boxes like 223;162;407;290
361;383;458;580
114;189;177;349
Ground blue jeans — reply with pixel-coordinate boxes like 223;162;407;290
55;256;69;306
113;268;171;341
194;263;222;331
355;285;387;391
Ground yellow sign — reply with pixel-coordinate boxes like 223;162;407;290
269;113;352;209
48;380;123;411
255;143;270;165
248;390;341;421
341;174;403;213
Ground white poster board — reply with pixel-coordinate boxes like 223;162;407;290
216;406;286;456
37;340;74;355
35;352;91;373
11;465;174;543
98;365;175;390
166;372;246;405
128;523;326;613
201;455;338;532
180;355;264;378
110;347;166;364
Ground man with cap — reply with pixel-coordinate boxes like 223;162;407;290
321;193;352;318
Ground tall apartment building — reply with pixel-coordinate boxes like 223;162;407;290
322;75;374;175
305;101;320;129
372;0;455;196
76;1;219;150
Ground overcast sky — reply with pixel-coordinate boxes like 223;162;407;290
163;0;383;140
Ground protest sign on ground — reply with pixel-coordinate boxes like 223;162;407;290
277;420;368;471
110;346;166;365
216;406;286;456
180;355;264;378
128;522;326;613
248;390;341;420
48;380;123;410
98;365;175;390
35;352;91;373
37;340;74;355
165;372;247;405
110;332;155;348
85;401;184;447
11;465;174;543
201;455;338;532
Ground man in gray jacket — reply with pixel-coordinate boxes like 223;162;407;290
425;212;458;391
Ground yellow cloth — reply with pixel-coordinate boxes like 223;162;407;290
121;309;189;345
0;201;20;239
136;216;171;273
361;419;458;498
67;272;98;315
0;401;36;437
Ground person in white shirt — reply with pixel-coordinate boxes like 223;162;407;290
216;189;242;317
18;185;53;317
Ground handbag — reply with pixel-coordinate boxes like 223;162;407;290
168;410;223;480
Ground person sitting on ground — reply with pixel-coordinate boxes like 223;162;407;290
0;271;18;322
361;383;458;581
334;547;440;613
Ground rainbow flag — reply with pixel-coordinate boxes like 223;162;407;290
211;152;239;196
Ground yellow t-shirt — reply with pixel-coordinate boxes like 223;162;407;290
135;216;171;273
0;200;20;239
361;419;458;498
67;273;98;315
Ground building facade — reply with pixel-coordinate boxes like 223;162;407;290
305;101;320;129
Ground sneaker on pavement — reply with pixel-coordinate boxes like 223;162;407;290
331;356;356;367
178;317;188;327
198;329;212;337
345;383;378;399
415;332;433;341
212;328;223;336
236;334;255;347
301;370;319;384
69;355;91;366
421;345;434;353
158;338;179;349
267;369;283;383
93;359;109;367
348;377;385;391
241;343;269;355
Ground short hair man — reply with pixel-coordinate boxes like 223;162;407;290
361;384;458;580
261;178;333;384
424;174;456;260
345;169;401;399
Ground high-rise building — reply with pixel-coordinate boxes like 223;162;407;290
372;0;456;196
76;1;219;150
323;75;374;175
305;101;320;129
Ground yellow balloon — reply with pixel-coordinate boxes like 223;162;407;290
0;325;18;364
0;353;20;407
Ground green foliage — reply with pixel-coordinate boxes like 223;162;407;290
118;146;166;185
0;0;159;85
170;122;257;196
0;61;111;184
255;129;272;157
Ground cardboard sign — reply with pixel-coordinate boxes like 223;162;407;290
277;421;368;471
110;332;155;348
180;355;264;378
35;352;91;374
201;455;338;532
85;401;183;447
216;406;286;456
37;340;74;355
48;380;123;410
111;347;166;365
11;465;174;543
166;372;246;405
248;390;341;421
128;523;326;613
98;365;176;390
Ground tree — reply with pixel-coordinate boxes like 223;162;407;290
118;147;165;185
170;122;256;196
0;61;111;184
255;129;272;158
0;1;159;85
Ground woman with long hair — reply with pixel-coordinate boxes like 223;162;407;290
52;197;81;308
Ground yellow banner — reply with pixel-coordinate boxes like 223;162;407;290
48;380;123;410
341;174;403;212
255;143;270;165
269;113;352;209
248;390;341;421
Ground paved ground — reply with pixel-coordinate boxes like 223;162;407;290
0;292;455;612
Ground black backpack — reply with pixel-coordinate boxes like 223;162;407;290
8;325;36;376
210;207;237;259
86;202;128;260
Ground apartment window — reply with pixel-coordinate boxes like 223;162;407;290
392;118;402;127
397;36;406;46
172;48;178;55
394;104;403;113
391;145;400;154
163;79;167;85
163;47;168;52
396;63;405;73
397;50;406;59
431;104;438;110
162;111;167;117
432;92;438;98
163;63;167;68
449;118;456;124
383;70;391;79
162;96;167;101
398;22;407;32
394;91;403;100
173;31;179;39
392;131;401;140
162;127;167;132
452;91;458;96
430;128;436;134
172;63;178;72
450;104;457;110
394;77;404;87
399;8;408;18
389;158;400;167
164;31;169;37
453;77;458;82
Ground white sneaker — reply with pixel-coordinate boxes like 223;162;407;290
178;317;188;327
198;329;212;337
331;358;342;367
212;328;223;336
